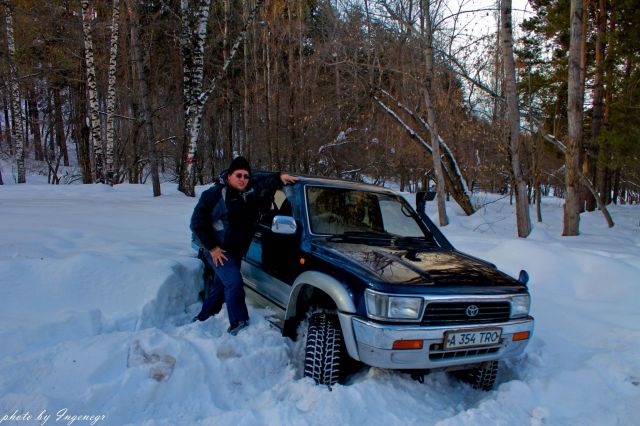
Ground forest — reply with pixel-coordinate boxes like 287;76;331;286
1;0;638;237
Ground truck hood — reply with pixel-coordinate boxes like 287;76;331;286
311;239;518;287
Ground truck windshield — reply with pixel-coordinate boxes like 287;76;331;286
306;186;430;241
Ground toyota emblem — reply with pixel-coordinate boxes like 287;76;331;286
465;305;479;317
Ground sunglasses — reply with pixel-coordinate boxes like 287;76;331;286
233;172;250;180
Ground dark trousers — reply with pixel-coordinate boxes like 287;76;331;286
196;253;249;324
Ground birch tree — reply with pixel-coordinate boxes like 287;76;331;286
178;0;211;196
563;0;583;235
3;0;25;183
179;0;266;196
81;0;104;183
105;0;120;186
500;0;532;237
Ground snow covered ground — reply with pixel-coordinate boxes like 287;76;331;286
0;179;638;426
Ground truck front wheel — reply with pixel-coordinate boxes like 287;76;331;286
455;360;499;391
304;313;344;386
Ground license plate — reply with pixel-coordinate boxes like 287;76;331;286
444;328;502;350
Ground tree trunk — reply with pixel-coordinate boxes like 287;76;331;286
266;26;273;168
534;134;542;222
501;0;532;237
3;0;25;183
3;94;12;155
564;0;584;236
28;89;44;162
72;66;94;183
53;88;69;167
105;0;121;186
374;92;475;216
178;0;212;196
587;0;607;212
242;0;250;157
127;0;161;196
421;0;448;226
82;0;104;183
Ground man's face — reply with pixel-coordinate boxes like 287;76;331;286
228;169;250;191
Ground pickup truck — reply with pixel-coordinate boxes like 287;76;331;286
198;176;534;389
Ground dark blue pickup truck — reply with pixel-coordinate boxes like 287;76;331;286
203;176;534;389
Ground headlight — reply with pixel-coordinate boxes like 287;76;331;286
365;290;423;320
510;294;530;318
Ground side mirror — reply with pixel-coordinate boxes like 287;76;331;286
518;270;530;285
271;215;297;235
416;191;436;212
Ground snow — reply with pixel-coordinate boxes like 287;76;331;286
1;180;639;426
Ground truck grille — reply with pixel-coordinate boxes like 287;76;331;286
429;343;500;361
422;301;510;325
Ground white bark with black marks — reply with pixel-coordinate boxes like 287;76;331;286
82;0;104;183
3;0;25;183
180;0;266;196
179;0;212;196
105;0;120;186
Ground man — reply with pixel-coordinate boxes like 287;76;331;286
190;156;297;335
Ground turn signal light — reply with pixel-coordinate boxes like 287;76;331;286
392;340;424;350
512;331;530;342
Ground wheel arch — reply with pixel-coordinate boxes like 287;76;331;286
284;270;361;362
285;270;356;320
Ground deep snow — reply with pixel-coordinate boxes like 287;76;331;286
0;180;638;426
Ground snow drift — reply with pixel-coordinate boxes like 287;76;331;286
0;182;638;426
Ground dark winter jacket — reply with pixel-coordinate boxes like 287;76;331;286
190;171;282;260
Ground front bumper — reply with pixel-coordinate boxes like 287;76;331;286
338;313;534;370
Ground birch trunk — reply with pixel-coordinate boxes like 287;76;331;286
127;0;160;196
421;0;448;226
105;0;120;186
564;0;584;235
179;0;211;197
82;0;104;183
3;0;25;183
501;0;532;237
179;0;265;195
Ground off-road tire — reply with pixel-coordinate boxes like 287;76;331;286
456;360;499;391
304;313;344;386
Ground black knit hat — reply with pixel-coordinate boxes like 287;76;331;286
227;156;251;176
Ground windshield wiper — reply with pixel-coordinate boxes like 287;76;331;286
391;236;436;247
327;230;393;241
